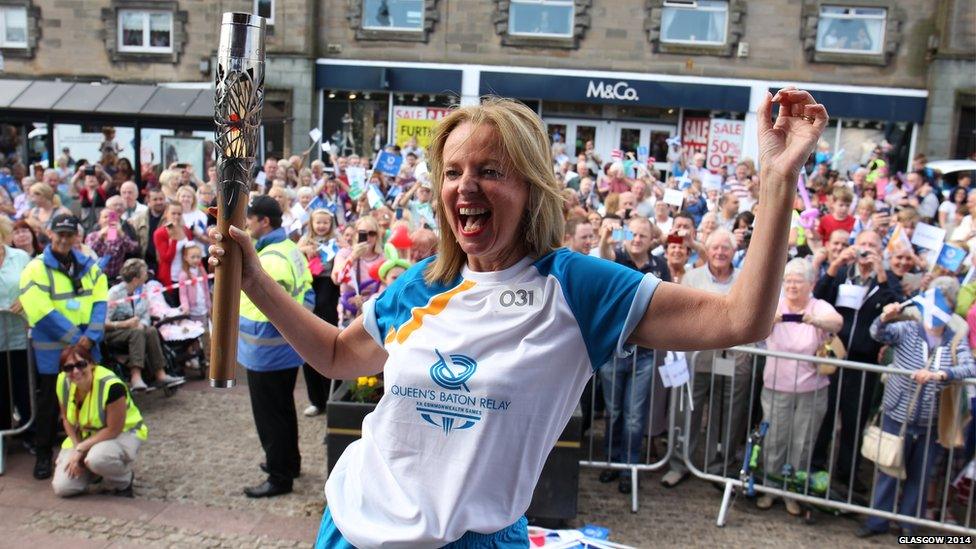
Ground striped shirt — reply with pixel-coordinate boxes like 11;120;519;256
869;318;976;425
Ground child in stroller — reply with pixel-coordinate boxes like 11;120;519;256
144;280;208;379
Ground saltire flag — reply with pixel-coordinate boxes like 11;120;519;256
318;239;340;264
910;287;953;329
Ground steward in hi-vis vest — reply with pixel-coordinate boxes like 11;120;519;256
238;196;314;499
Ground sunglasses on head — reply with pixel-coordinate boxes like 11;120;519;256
61;361;88;373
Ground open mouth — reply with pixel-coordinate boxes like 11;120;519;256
457;207;492;236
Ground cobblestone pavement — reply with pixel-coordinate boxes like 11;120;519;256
0;375;959;547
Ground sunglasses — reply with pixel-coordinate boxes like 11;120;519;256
61;361;88;373
358;230;378;237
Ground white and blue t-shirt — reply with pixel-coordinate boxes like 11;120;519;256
326;248;660;548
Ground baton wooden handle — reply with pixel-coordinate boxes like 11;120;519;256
209;187;247;388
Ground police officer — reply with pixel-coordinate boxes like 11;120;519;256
19;214;108;480
237;196;314;497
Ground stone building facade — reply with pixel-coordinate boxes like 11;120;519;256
0;0;972;165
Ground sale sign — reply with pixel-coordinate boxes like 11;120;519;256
393;105;452;149
707;119;744;171
681;117;710;158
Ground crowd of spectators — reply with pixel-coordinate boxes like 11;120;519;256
1;124;974;534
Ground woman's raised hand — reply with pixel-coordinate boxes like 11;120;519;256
757;87;829;184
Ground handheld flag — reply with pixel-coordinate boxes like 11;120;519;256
910;287;953;329
936;243;966;272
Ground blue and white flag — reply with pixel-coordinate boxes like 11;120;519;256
936;243;966;272
910;287;953;329
375;151;404;177
318;239;340;264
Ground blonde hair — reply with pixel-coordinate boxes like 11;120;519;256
424;97;564;284
29;182;60;207
176;184;197;208
0;215;12;243
158;169;180;190
355;215;384;256
302;209;336;243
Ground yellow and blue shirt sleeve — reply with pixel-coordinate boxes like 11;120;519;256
81;266;108;344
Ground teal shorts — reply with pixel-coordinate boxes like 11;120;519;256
314;507;529;548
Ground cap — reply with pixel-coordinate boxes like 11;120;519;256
50;214;80;234
247;195;282;221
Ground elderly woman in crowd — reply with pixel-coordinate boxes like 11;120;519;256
858;277;976;538
210;90;827;547
665;239;690;284
23;182;70;240
758;258;843;514
0;216;32;436
11;219;42;256
105;258;183;391
51;343;148;497
85;208;139;280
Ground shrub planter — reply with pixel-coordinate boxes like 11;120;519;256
324;382;582;522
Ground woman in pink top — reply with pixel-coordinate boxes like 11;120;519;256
758;258;843;514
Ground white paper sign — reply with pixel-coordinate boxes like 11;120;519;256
414;161;429;178
836;283;868;311
659;357;690;388
713;354;736;377
664;188;685;208
321;141;331;152
309;127;322;143
911;222;946;251
366;184;385;210
706;119;745;171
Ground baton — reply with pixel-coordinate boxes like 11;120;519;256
209;12;265;388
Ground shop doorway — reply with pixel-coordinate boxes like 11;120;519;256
612;122;674;171
544;117;599;158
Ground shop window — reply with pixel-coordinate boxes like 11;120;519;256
348;0;437;42
494;0;591;49
660;0;727;46
0;5;27;48
646;0;745;57
800;1;903;66
254;0;273;25
118;9;172;53
815;6;886;55
101;1;187;63
508;0;574;38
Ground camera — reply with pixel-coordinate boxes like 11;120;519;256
357;230;368;244
858;249;870;259
84;166;96;176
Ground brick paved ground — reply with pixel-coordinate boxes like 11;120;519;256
0;374;959;548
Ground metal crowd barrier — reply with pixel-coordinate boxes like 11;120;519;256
579;344;976;535
684;345;975;536
0;309;36;476
578;349;678;513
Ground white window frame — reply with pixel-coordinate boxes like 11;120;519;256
508;0;575;39
361;0;425;32
815;5;887;55
117;9;174;54
660;0;729;46
0;6;28;49
254;0;274;26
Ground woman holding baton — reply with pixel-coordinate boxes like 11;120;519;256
210;89;827;548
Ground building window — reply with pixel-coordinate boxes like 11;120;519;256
347;0;438;43
361;0;424;31
815;6;886;55
508;0;574;38
0;5;28;48
254;0;273;25
660;0;728;45
118;9;173;53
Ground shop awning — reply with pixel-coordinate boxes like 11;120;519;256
767;87;926;123
0;78;287;130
